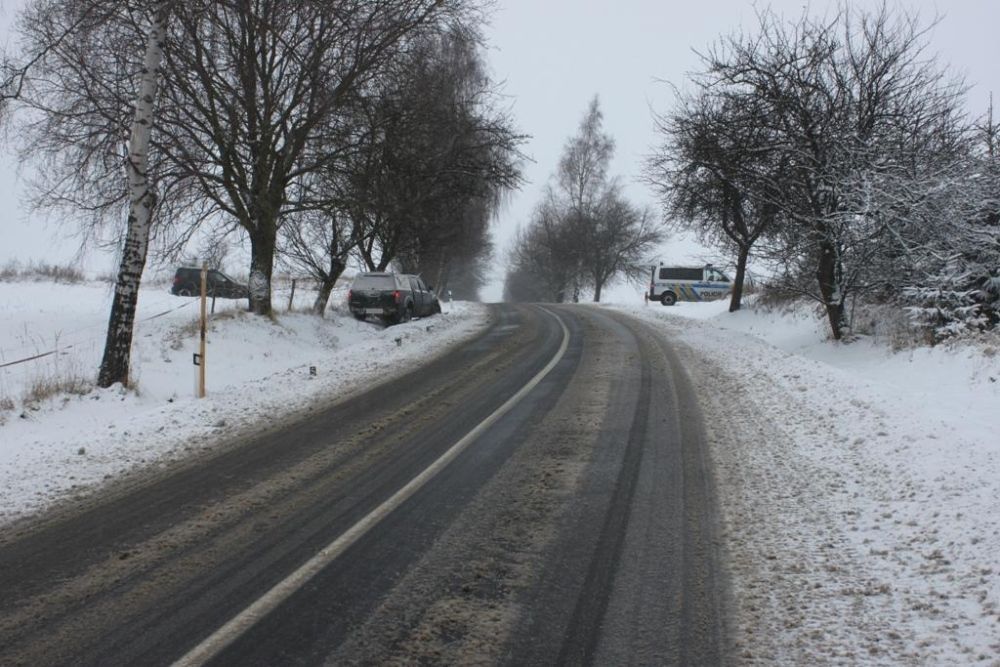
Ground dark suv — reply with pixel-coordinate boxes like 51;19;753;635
347;272;441;324
171;267;249;299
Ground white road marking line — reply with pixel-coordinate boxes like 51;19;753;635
173;308;569;666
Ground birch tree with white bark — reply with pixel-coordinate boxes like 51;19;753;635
97;0;171;387
5;0;174;388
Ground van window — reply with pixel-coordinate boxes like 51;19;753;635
706;268;730;283
659;267;703;281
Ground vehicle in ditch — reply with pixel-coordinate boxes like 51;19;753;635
170;267;249;299
347;272;441;324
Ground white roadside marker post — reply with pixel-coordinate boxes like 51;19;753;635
197;263;207;398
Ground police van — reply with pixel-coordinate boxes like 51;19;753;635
649;264;731;305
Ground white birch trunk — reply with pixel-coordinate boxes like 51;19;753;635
97;1;169;388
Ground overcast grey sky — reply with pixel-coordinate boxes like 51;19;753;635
1;1;997;297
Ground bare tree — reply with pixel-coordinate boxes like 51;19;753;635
10;0;215;387
345;26;523;293
503;225;550;303
10;0;470;386
14;1;171;236
647;85;784;311
275;22;521;310
18;0;462;314
579;187;662;302
278;206;361;315
504;206;576;303
692;5;968;338
508;96;662;303
0;0;110;117
156;0;458;316
552;96;611;301
557;96;614;214
439;222;495;300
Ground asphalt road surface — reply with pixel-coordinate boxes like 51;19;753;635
0;304;726;666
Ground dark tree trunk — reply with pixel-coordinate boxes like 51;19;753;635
729;244;750;312
311;257;346;316
593;279;603;302
816;239;846;340
359;233;378;271
433;259;451;296
312;283;334;316
97;220;151;388
248;225;277;316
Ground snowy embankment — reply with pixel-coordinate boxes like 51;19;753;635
612;298;1000;665
0;279;487;526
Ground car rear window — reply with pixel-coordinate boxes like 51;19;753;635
352;274;395;290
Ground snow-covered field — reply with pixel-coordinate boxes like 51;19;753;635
0;278;487;525
2;279;998;663
610;298;1000;665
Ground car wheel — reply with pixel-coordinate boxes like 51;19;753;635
432;301;441;315
660;292;677;306
402;305;413;323
178;288;193;297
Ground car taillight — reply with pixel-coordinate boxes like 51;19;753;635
393;290;401;303
347;290;353;301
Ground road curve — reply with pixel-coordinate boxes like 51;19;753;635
0;304;725;666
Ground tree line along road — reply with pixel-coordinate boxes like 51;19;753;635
0;303;726;666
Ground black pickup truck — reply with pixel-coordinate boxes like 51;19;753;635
347;272;441;324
